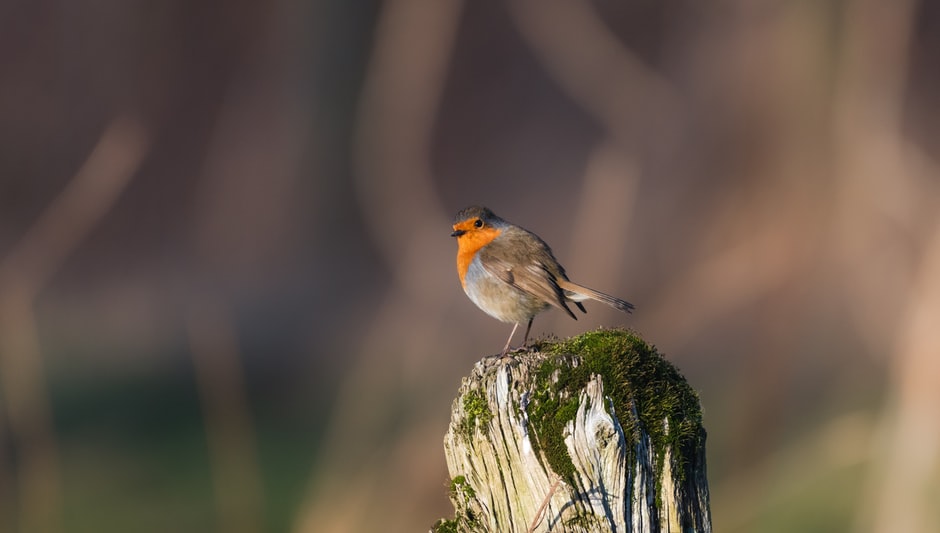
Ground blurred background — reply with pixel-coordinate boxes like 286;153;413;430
2;0;939;532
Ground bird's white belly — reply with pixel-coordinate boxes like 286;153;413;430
463;258;549;323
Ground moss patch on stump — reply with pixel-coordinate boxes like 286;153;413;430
526;328;704;486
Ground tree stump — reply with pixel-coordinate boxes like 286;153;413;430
432;329;711;533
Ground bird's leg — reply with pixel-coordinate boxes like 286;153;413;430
500;322;520;357
522;318;534;348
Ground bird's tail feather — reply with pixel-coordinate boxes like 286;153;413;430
558;280;635;313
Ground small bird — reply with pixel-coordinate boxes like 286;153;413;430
451;205;634;356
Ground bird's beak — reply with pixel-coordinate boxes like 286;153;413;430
451;229;465;237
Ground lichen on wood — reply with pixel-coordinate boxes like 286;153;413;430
432;328;711;533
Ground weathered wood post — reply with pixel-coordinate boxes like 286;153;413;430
432;329;711;533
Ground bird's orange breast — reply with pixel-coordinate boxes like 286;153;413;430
455;226;502;288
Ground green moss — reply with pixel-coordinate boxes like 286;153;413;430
525;328;704;489
459;389;493;441
564;514;598;529
431;518;459;533
449;475;476;500
434;476;480;532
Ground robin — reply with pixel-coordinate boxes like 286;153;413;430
451;205;634;356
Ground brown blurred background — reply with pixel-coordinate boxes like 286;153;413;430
2;1;939;532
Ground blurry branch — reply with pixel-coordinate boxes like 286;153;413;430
645;220;804;348
0;117;148;533
183;51;307;531
551;142;638;332
190;72;306;278
508;0;676;335
509;0;682;147
825;1;940;531
864;217;940;533
351;0;459;275
350;0;464;366
831;0;922;352
294;1;465;532
0;118;147;295
187;301;262;533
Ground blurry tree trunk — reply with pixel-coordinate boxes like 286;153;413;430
433;330;710;533
0;118;147;533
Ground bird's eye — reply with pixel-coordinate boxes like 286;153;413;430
473;219;484;228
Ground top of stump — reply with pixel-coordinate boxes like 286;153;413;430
436;328;711;532
509;328;703;483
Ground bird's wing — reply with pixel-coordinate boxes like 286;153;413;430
477;230;577;319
